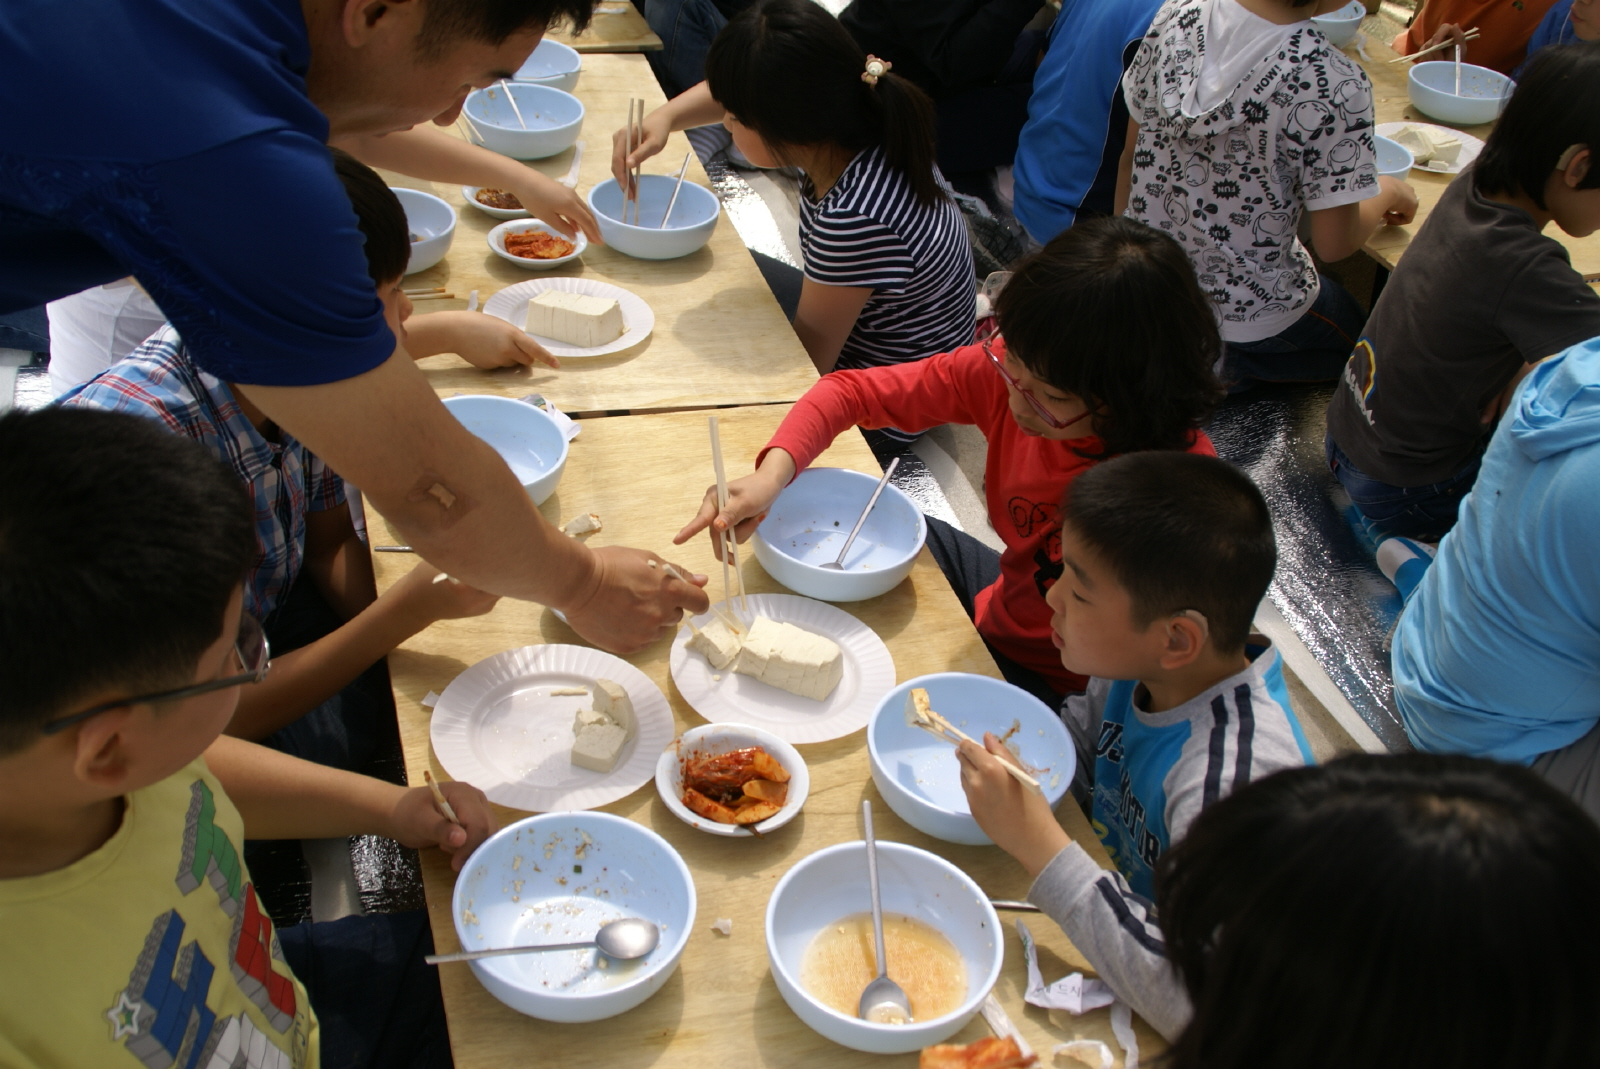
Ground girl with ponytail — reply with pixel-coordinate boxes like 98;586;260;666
614;0;975;400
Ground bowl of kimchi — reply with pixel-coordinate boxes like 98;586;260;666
487;219;586;270
655;723;809;837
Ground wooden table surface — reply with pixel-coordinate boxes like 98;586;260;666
1355;29;1600;280
388;54;818;416
373;405;1163;1068
548;2;663;53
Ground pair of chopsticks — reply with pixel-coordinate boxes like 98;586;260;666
1388;26;1480;63
624;98;644;225
404;286;456;301
907;688;1042;793
704;415;750;633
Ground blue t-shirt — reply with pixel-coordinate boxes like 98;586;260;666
1010;0;1164;243
0;0;393;386
1513;0;1579;79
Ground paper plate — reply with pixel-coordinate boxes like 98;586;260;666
430;644;673;811
668;594;896;744
1375;122;1485;175
483;277;654;358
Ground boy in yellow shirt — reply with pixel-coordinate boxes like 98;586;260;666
0;408;493;1068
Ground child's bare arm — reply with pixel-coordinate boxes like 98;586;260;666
793;280;875;374
958;733;1072;876
205;735;495;871
1309;175;1419;262
404;311;560;370
1114;118;1139;215
303;507;377;622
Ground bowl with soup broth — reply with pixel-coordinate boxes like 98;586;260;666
765;840;1002;1054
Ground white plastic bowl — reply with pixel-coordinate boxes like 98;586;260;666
1310;0;1365;47
1374;134;1414;179
464;83;585;160
487;219;587;270
655;723;810;837
751;468;926;603
514;37;582;91
451;812;696;1023
587;175;720;260
442;394;569;504
392;188;456;274
868;673;1076;846
1408;61;1514;126
462;185;530;220
766;840;1002;1054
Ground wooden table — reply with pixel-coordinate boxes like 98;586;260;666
1354;30;1600;280
373;405;1164;1068
388;54;818;416
549;2;662;53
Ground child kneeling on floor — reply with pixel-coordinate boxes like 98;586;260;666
0;407;494;1068
675;216;1224;707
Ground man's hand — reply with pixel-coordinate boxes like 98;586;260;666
505;171;601;243
561;546;710;653
406;310;559;369
390;780;496;872
957;733;1072;878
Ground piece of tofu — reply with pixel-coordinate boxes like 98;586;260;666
1392;124;1461;166
687;618;743;670
591;678;635;741
733;616;844;701
570;706;629;772
525;290;625;348
561;512;603;537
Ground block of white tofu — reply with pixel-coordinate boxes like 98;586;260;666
591;678;635;742
561;512;602;537
525;291;624;347
733;616;844;701
686;618;743;670
570;706;629;772
1392;124;1461;166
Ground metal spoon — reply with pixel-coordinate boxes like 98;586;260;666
425;917;659;965
822;457;900;571
857;800;914;1024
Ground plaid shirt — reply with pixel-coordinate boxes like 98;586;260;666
59;327;347;621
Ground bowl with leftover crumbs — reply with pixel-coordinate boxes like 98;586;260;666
488;219;586;269
451;811;696;1022
391;187;457;274
514;37;583;92
464;83;585;160
442;394;568;504
587;174;720;260
1310;0;1365;47
1408;61;1514;125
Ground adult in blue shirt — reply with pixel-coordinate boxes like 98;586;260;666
0;0;709;652
1010;0;1163;244
1514;0;1596;78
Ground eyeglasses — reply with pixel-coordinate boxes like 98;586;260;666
980;328;1092;433
41;611;271;736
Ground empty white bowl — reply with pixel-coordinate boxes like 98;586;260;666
1310;0;1365;47
766;840;1002;1054
1374;134;1414;179
392;188;457;274
1408;61;1514;125
442;394;569;504
462;185;531;220
751;468;926;603
655;723;810;837
868;673;1076;846
464;83;585;160
487;219;587;270
514;37;582;91
452;812;696;1023
587;175;720;260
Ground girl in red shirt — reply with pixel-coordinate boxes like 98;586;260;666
676;216;1225;704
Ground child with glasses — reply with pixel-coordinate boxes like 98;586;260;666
0;407;492;1068
676;216;1223;706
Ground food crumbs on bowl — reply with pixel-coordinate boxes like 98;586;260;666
711;918;733;936
597;958;610;969
574;864;583;873
512;855;522;870
711;673;722;682
462;908;479;925
575;830;594;858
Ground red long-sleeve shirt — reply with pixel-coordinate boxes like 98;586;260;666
762;341;1215;694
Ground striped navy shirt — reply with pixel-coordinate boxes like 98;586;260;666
798;147;976;372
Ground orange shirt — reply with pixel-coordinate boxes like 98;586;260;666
1402;0;1562;74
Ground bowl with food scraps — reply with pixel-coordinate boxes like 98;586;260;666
655;723;810;837
751;467;926;603
451;811;696;1023
1373;134;1415;180
488;219;586;270
1407;61;1514;126
464;83;585;160
586;174;720;260
463;185;532;220
766;839;1002;1053
441;394;568;505
868;673;1076;846
513;37;582;92
1309;0;1365;47
392;187;457;274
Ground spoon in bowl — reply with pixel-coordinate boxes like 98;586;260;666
858;799;914;1024
822;457;899;571
425;917;660;965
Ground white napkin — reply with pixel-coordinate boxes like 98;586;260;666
1017;920;1115;1013
519;393;581;440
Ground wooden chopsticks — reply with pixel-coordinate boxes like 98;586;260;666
906;688;1042;793
1388;26;1480;63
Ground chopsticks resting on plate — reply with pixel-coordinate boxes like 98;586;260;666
499;78;528;130
423;770;461;825
707;415;750;630
1388;26;1479;63
659;152;692;229
905;688;1042;792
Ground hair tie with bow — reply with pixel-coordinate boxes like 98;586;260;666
861;55;892;86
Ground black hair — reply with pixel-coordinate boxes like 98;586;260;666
419;0;593;55
1475;42;1600;209
1156;752;1600;1069
1060;452;1273;652
996;216;1223;458
704;0;943;207
330;147;412;286
0;408;255;754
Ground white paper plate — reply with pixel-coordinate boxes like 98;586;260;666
483;277;654;359
1375;122;1485;175
430;644;673;811
668;594;896;744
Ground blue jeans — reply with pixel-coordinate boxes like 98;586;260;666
1325;434;1485;542
644;0;750;97
1223;274;1366;392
